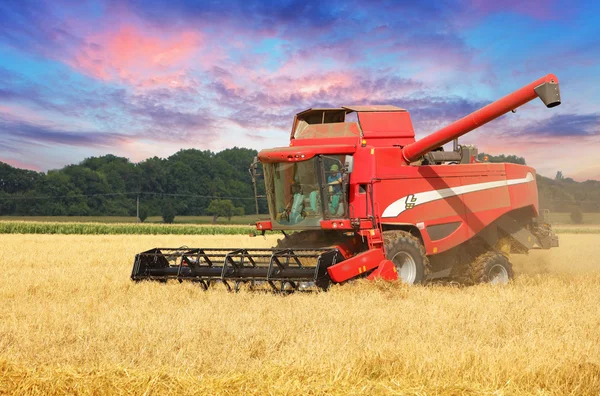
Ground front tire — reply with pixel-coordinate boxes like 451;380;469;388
383;231;430;284
469;251;514;284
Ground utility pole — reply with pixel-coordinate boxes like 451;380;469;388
136;194;140;222
252;176;260;215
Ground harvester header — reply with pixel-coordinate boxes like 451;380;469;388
132;73;561;291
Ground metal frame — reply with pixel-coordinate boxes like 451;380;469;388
131;247;343;292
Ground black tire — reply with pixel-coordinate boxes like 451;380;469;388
469;251;514;284
383;231;430;284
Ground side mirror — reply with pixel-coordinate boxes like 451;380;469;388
344;156;354;173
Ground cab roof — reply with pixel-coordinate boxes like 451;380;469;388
296;105;406;117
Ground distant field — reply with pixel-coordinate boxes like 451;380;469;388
1;234;599;394
2;212;600;226
0;215;266;225
0;221;257;235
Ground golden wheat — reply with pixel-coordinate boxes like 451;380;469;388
1;234;600;395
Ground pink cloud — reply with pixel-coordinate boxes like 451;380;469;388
70;25;203;88
0;157;42;172
0;104;53;125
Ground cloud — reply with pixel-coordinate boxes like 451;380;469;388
514;113;600;138
0;0;91;59
120;0;342;35
467;0;563;20
115;0;487;81
0;157;42;172
208;67;425;129
0;0;596;177
0;113;129;148
69;24;203;88
0;67;217;144
125;91;218;140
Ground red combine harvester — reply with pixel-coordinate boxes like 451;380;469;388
132;74;561;291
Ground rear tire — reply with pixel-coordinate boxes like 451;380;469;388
469;251;513;284
383;231;430;284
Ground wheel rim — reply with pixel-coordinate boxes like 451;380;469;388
488;264;509;284
391;251;417;284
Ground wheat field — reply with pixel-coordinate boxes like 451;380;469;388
1;234;600;395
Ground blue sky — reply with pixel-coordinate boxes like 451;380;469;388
0;0;599;179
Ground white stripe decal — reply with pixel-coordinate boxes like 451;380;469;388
381;172;534;218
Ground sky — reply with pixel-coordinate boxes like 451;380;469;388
0;0;599;180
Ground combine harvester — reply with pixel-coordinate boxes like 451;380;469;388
131;74;561;291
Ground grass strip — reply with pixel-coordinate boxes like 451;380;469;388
0;221;258;235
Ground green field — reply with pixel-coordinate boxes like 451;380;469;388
0;213;598;236
0;215;266;225
0;221;258;235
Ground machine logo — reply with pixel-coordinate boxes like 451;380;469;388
382;172;535;218
405;194;417;209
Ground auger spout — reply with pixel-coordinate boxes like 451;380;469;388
401;73;561;163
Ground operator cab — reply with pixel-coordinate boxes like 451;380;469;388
263;155;351;228
258;105;416;230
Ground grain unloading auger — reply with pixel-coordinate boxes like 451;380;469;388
132;74;561;290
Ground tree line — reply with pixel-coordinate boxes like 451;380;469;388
0;147;267;221
1;149;598;222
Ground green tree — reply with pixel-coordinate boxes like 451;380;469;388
206;199;239;223
138;206;149;223
234;206;245;217
161;202;176;224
